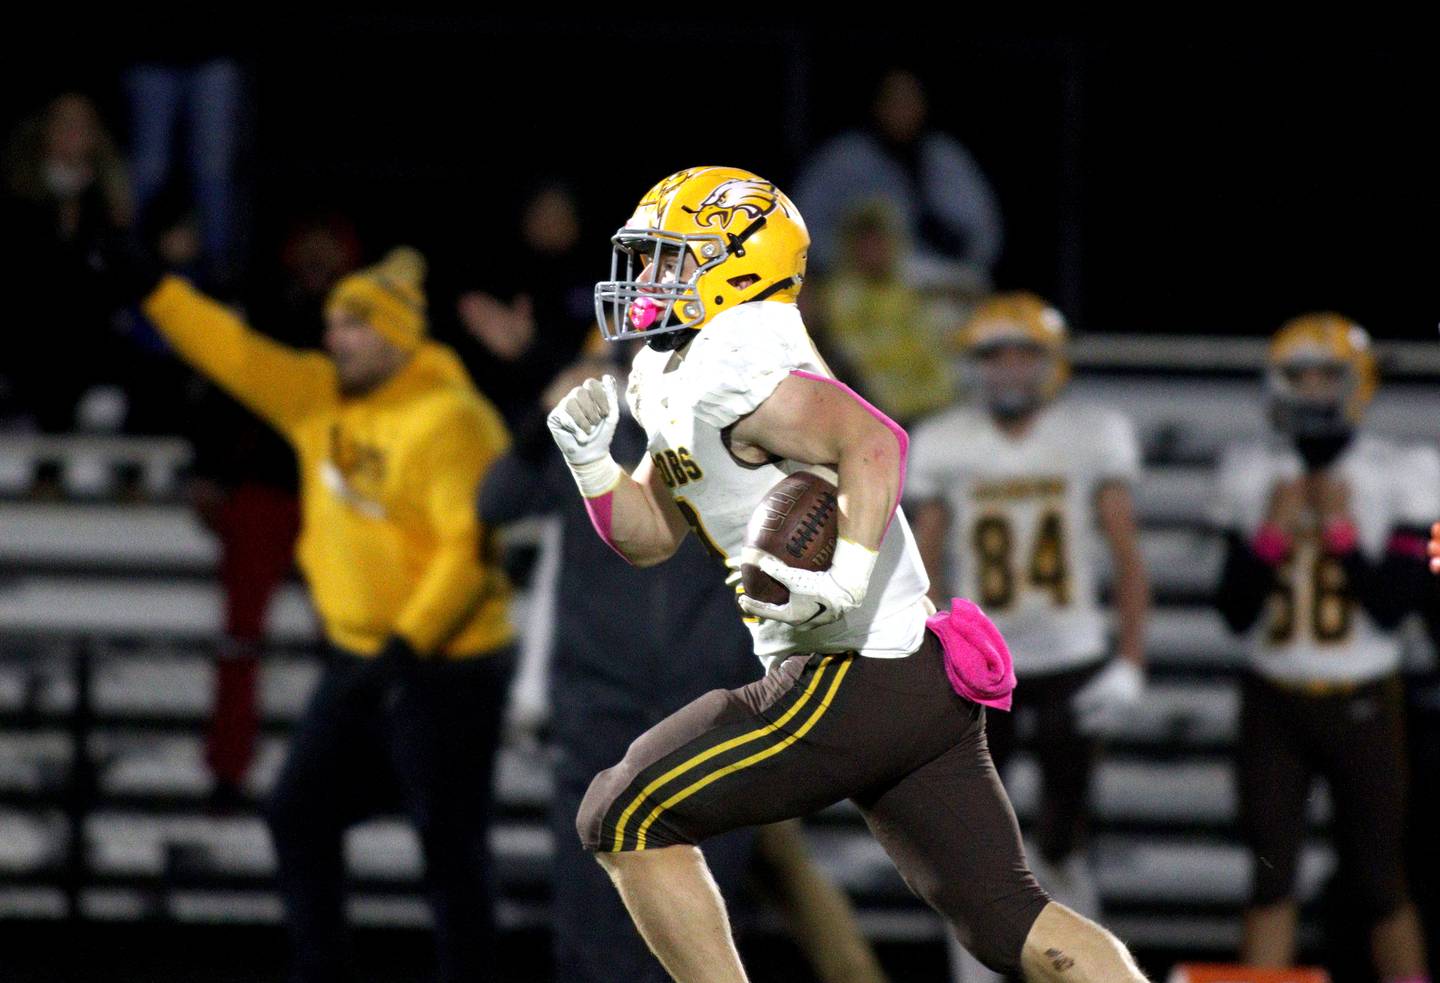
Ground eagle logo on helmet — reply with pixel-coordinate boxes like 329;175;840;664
681;178;785;230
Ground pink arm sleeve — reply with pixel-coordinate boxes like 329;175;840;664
582;491;632;563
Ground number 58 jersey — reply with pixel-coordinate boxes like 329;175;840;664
908;403;1141;675
1210;434;1440;685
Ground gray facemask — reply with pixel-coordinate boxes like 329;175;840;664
1270;396;1355;471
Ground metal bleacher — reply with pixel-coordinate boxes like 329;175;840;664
2;337;1438;959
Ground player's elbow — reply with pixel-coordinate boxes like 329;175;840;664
626;536;682;569
844;420;905;480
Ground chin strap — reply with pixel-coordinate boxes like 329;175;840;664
1294;430;1355;471
725;216;767;257
646;327;698;352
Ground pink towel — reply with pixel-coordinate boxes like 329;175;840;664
926;598;1017;712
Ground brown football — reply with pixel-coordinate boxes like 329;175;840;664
741;471;839;607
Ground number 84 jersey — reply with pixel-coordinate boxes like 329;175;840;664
908;402;1141;675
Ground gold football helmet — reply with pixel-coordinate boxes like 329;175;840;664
1267;312;1376;469
1268;312;1377;418
594;166;809;348
954;291;1070;419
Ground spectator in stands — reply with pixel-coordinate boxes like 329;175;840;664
907;293;1149;983
792;68;1002;285
454;182;597;425
480;349;890;983
1212;313;1434;981
184;213;361;811
97;244;514;983
1;93;132;431
124;34;246;295
807;201;954;424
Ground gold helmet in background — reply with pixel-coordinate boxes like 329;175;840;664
1267;312;1377;468
954;291;1070;420
595;166;809;350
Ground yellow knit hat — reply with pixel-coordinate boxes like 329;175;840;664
326;246;428;350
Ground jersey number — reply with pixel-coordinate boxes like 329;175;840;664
972;511;1071;610
1267;551;1353;645
652;448;704;489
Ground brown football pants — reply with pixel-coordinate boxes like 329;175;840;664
1239;671;1411;917
576;630;1051;974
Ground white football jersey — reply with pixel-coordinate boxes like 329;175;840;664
1211;433;1440;685
626;301;931;671
908;401;1141;675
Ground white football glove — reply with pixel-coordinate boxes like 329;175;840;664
1071;658;1144;737
547;375;622;495
737;538;877;630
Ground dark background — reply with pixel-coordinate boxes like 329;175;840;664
6;17;1434;341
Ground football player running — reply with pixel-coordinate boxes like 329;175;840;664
1213;314;1435;981
907;294;1150;979
546;166;1147;983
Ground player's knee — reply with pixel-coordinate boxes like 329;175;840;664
934;879;1050;974
575;758;635;853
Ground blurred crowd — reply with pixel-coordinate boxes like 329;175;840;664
3;56;1438;983
0;67;1001;442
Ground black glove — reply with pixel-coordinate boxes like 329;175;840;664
82;229;165;309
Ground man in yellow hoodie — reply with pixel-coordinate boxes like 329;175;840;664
134;247;514;983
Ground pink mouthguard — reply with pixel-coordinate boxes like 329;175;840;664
628;296;661;331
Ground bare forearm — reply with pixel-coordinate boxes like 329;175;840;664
912;501;952;607
836;430;901;550
1112;547;1149;666
1097;483;1148;666
597;471;680;567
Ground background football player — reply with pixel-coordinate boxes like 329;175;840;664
1212;313;1436;981
545;166;1148;982
908;294;1149;981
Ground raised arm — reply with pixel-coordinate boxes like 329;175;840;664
547;375;689;568
142;275;336;436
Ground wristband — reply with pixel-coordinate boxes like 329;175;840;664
1251;523;1292;566
567;454;622;499
1321;519;1359;556
830;537;879;603
1387;531;1429;561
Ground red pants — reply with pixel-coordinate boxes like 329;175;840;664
206;482;300;787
